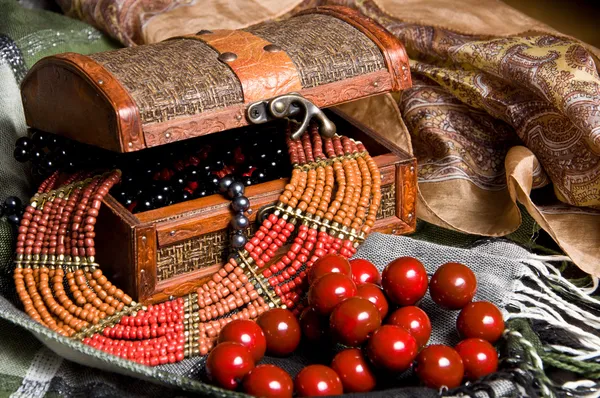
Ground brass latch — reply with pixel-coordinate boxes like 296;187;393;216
246;93;336;140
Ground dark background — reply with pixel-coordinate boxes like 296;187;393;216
503;0;600;47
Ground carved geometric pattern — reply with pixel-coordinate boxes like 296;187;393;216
377;183;397;219
156;225;257;281
245;14;385;89
157;183;397;281
156;229;228;282
90;40;243;125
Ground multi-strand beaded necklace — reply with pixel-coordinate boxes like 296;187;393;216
13;125;381;366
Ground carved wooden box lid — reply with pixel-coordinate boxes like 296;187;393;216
21;6;410;153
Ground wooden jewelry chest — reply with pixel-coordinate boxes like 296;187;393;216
20;6;416;303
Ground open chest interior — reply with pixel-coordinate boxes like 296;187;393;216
81;109;416;303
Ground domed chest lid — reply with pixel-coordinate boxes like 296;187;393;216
20;6;410;153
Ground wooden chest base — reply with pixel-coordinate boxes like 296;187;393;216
95;109;417;303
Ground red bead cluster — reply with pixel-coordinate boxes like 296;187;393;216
206;315;299;395
203;254;503;396
84;298;186;365
203;255;505;395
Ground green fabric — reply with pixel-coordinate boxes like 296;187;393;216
0;62;31;200
0;1;120;201
0;220;13;272
408;205;555;254
0;0;118;67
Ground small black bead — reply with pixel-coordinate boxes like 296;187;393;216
227;181;245;199
52;147;69;160
63;159;78;172
31;131;47;147
114;188;129;202
231;232;247;248
153;193;167;207
172;190;192;204
184;168;201;182
241;164;255;173
138;167;155;180
13;147;30;163
15;137;32;149
207;174;221;188
253;168;269;183
258;152;268;162
223;149;234;163
138;198;154;212
241;176;253;186
195;187;211;198
121;174;136;186
231;214;249;230
7;214;20;226
31;149;44;163
127;186;144;199
218;175;235;194
231;196;250;212
42;154;57;171
46;135;62;150
172;173;187;189
3;197;21;215
153;183;171;195
211;159;224;171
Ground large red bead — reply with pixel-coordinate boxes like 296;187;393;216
349;258;381;285
329;297;381;347
242;364;294;398
294;365;343;397
218;319;266;362
415;345;464;389
386;306;431;348
430;262;477;310
308;273;357;315
366;325;418;372
256;308;301;356
205;342;255;390
299;306;329;343
356;283;389;319
331;348;376;393
455;338;498;380
308;254;352;285
381;257;428;306
329;297;381;346
457;301;504;343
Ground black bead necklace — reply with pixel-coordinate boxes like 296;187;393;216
13;126;294;251
0;196;24;228
218;176;251;249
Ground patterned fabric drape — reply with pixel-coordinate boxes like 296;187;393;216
53;0;600;275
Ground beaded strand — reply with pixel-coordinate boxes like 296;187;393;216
12;122;382;364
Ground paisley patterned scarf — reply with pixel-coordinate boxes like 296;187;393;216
53;0;600;276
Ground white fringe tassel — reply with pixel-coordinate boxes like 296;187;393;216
506;256;600;363
504;255;600;397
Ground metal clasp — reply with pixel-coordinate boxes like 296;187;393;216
246;93;336;140
256;203;276;224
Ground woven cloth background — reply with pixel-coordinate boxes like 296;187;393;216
0;223;535;397
0;2;593;396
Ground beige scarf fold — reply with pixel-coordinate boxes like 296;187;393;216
55;0;600;275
